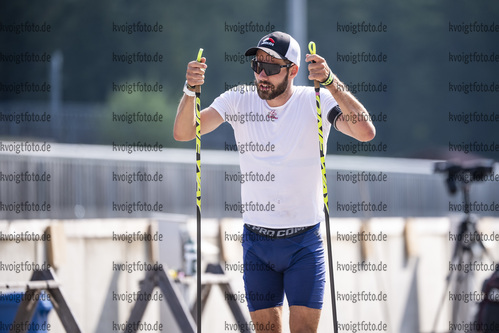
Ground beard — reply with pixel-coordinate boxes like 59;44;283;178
255;73;289;100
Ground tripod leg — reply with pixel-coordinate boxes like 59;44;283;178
431;241;463;333
451;250;476;329
157;269;197;333
126;270;157;331
10;289;41;331
25;269;82;333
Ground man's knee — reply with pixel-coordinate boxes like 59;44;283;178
250;306;283;332
289;306;321;333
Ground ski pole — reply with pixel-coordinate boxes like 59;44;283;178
195;47;203;333
308;41;339;333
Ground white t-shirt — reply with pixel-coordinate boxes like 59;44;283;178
211;85;338;228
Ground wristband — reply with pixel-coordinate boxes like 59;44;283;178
183;81;196;97
320;71;335;86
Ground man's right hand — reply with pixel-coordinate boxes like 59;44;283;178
186;57;207;89
175;56;224;141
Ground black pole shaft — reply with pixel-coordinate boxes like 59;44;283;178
324;208;338;332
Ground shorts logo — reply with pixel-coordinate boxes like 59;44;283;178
261;37;275;47
247;224;310;238
276;227;306;237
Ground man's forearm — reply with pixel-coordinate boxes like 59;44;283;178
174;57;208;141
326;75;376;142
173;93;196;141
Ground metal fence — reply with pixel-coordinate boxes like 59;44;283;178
1;143;497;220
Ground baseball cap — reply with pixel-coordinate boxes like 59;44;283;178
245;31;301;66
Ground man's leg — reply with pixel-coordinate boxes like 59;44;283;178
289;306;321;333
249;306;283;332
285;225;325;333
242;227;286;331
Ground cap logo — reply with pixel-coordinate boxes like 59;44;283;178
261;37;275;47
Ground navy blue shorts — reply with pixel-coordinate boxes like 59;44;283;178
242;223;326;312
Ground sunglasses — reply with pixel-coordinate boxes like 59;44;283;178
250;58;293;76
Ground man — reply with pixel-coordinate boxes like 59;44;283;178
174;31;375;332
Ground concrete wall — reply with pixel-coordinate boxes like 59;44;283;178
0;215;498;332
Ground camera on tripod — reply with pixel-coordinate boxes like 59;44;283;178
431;158;498;332
434;159;495;195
